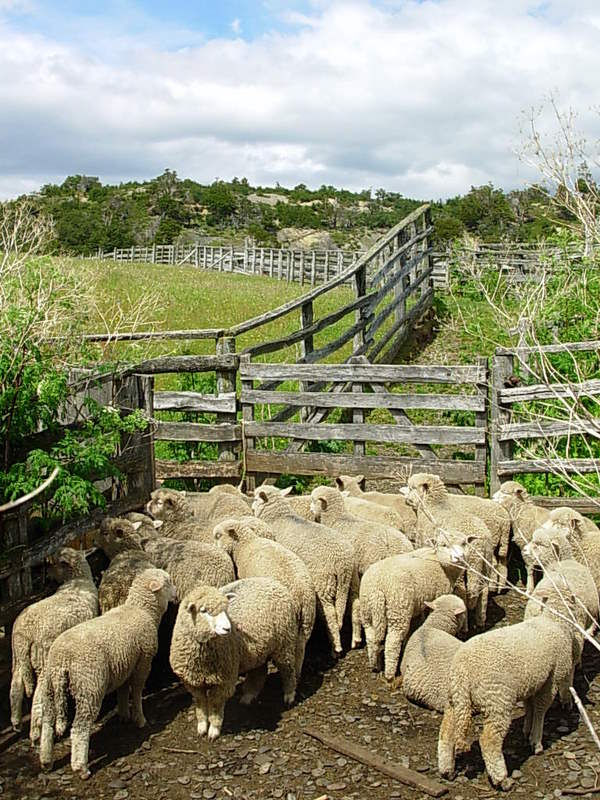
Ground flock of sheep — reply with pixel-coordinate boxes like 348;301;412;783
8;472;600;791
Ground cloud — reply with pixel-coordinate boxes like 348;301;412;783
1;0;600;199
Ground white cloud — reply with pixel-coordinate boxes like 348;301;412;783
1;1;600;199
231;17;242;35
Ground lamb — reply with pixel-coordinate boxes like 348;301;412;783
252;485;354;655
399;594;467;712
213;517;316;676
492;480;550;593
406;473;493;627
208;483;252;506
438;595;582;790
310;485;412;648
124;511;164;535
170;578;300;740
10;548;98;738
95;517;156;612
146;487;247;542
342;493;410;533
523;526;599;635
98;517;235;601
335;474;417;537
543;507;600;594
261;486;314;519
359;531;467;680
39;568;175;778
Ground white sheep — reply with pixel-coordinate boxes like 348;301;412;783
39;568;175;778
252;485;354;656
146;487;249;535
213;517;316;677
406;473;493;628
399;594;467;712
438;594;582;791
10;548;98;739
492;480;550;593
310;485;412;648
543;507;600;594
342;492;410;532
170;578;301;740
359;532;467;681
335;474;417;538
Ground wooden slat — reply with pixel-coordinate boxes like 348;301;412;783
369;272;433;342
126;354;238;375
498;458;600;475
300;315;375;364
153;391;236;413
496;340;600;356
245;451;485;483
242;389;485;412
155;459;241;479
532;496;600;513
368;231;432;287
245;421;485;445
154;422;241;442
240;362;487;384
369;288;434;363
82;328;225;343
499;420;600;441
499;379;600;404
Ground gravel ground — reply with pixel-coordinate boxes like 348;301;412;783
2;589;600;800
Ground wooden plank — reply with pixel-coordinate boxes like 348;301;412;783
82;328;224;343
368;229;432;287
499;378;600;404
154;391;236;413
155;422;241;442
490;354;514;495
498;458;600;475
499;419;600;441
245;421;485;445
496;340;600;356
300;315;375;364
242;389;485;412
128;354;237;375
216;336;238;462
532;496;600;514
245;450;485;482
155;459;241;480
303;727;447;798
240;362;487;384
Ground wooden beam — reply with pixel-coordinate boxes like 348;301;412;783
499;379;600;404
241;362;487;384
155;459;241;480
154;422;241;442
498;457;600;475
154;391;236;413
496;340;600;356
125;354;238;375
241;389;485;412
245;421;485;445
499;419;600;441
81;328;225;343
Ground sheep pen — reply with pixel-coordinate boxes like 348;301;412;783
3;481;600;800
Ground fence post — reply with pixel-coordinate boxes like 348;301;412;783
421;207;433;296
216;336;238;466
311;251;316;286
240;354;255;493
352;263;368;355
299;300;314;421
474;356;489;496
489;353;514;495
394;229;408;325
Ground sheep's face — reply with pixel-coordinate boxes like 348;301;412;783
434;530;467;566
492;481;528;506
146;489;187;521
406;473;445;509
184;588;233;639
546;508;584;540
522;528;563;568
425;594;467;617
96;517;144;558
212;520;239;554
334;475;363;495
47;547;86;582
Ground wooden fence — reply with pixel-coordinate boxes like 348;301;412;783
93;244;361;287
490;340;600;512
0;372;154;630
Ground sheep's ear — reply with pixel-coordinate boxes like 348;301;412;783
187;601;196;615
224;591;236;601
153;519;163;529
165;497;174;507
453;606;465;617
420;481;430;494
180;490;187;497
424;600;435;610
258;489;269;502
281;486;293;496
335;477;343;489
226;525;239;539
466;534;478;544
355;474;364;483
131;520;143;531
318;496;327;511
147;576;165;593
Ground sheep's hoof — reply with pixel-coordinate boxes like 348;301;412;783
532;742;543;755
77;769;91;781
207;725;221;741
40;761;53;773
283;692;295;706
498;777;514;792
439;768;455;781
197;720;208;737
350;639;361;649
11;720;22;733
133;716;147;729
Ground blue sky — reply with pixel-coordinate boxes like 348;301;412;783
1;0;599;199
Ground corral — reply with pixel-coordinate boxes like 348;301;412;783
1;205;600;800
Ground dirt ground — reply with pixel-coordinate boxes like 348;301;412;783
2;587;600;800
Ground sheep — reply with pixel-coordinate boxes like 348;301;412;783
492;480;550;593
359;532;467;681
523;526;599;636
213;517;316;677
406;473;494;628
97;517;235;601
146;487;247;542
310;485;412;648
170;578;300;740
95;518;156;612
208;483;252;506
124;511;164;535
543;507;600;594
252;485;354;655
438;595;582;790
39;568;175;778
259;485;314;519
399;594;467;712
10;548;98;738
335;474;417;537
342;493;410;533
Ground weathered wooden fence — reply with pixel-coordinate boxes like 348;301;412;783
93;244;361;287
0;372;154;630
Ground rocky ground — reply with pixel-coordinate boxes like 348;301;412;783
2;589;600;800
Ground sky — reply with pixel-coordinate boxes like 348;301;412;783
1;0;599;200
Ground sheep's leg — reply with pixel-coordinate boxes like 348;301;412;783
295;633;307;679
320;599;343;655
9;668;25;732
528;680;553;755
206;686;229;741
240;665;268;705
383;623;408;681
273;651;297;706
480;716;512;790
453;581;469;634
364;625;383;672
192;689;208;736
70;696;100;780
117;685;130;722
40;714;55;772
474;580;489;629
522;698;534;738
129;657;153;728
437;706;456;779
30;679;45;743
349;571;362;648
